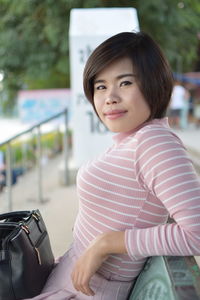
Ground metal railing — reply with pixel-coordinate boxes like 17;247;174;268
0;109;69;211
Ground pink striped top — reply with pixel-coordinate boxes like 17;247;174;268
73;117;200;281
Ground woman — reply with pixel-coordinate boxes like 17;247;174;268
27;31;200;300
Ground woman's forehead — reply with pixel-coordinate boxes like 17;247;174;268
95;57;134;79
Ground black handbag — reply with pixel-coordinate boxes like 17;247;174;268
0;209;55;300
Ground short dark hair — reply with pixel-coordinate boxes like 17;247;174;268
83;31;173;119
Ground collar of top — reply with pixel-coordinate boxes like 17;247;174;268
112;117;169;145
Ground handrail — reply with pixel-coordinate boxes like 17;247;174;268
0;110;68;147
0;109;69;211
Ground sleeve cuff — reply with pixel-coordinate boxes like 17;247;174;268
125;229;140;260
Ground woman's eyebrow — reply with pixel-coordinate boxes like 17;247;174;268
94;79;105;84
117;73;136;79
94;74;136;84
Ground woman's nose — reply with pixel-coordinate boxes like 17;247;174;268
105;92;120;105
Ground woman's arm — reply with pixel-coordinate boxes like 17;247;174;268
125;127;200;259
71;231;126;296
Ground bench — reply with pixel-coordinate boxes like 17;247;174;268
128;256;200;300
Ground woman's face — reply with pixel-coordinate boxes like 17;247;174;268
93;57;151;133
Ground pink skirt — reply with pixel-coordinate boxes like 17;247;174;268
24;246;134;300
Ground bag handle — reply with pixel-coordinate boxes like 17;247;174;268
0;210;34;222
0;223;18;229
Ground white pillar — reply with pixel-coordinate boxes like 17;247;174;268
69;8;139;168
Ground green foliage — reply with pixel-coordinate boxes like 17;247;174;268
0;140;36;167
41;130;63;152
0;130;63;167
0;0;200;114
0;1;70;79
135;0;200;73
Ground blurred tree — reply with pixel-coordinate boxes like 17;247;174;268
134;0;200;74
194;37;200;71
0;0;199;114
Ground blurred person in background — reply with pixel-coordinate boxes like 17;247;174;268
169;80;190;129
194;98;200;128
0;150;5;191
180;83;190;129
0;150;25;191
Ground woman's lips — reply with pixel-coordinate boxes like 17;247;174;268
104;109;127;120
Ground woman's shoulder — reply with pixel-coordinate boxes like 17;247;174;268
134;118;184;148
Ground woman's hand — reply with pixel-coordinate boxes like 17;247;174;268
71;231;126;296
71;243;107;296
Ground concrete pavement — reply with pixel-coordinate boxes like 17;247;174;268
0;154;78;258
173;127;200;172
173;127;200;267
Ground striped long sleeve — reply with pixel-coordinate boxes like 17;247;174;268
73;117;200;280
125;124;200;259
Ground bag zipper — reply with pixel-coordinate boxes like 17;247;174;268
21;223;42;265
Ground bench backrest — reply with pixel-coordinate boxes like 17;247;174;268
128;256;200;300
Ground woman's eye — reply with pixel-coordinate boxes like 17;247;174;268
95;85;106;90
120;81;132;87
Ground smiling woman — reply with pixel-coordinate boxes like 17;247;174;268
93;57;150;132
84;32;173;121
26;32;200;300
